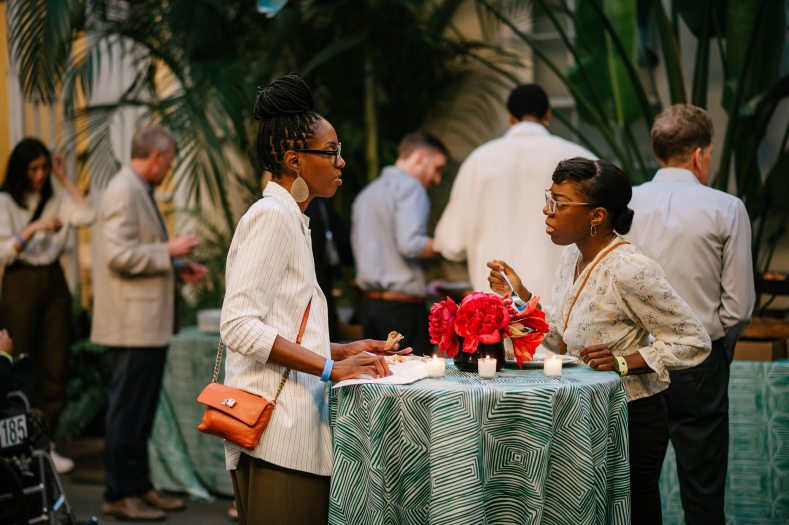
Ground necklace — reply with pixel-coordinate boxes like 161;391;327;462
575;233;618;281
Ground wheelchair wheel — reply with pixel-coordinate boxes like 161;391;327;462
0;457;29;525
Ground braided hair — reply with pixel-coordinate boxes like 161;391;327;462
253;73;321;177
552;157;635;234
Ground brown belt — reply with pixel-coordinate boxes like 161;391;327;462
361;290;426;304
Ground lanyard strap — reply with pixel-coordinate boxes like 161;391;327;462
560;241;629;354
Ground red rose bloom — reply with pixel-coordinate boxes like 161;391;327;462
454;292;511;354
428;297;460;357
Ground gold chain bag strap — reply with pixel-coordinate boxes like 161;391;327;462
559;241;628;354
197;300;312;449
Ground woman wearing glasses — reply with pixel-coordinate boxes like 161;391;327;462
487;157;710;525
220;73;406;525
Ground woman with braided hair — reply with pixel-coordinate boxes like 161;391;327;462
488;157;710;524
220;73;408;525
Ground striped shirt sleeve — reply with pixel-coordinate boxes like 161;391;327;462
221;202;294;364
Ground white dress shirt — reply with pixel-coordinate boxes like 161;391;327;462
434;121;594;303
544;237;711;401
0;185;95;297
220;181;332;476
626;168;755;341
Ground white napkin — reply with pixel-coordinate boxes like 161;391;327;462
332;360;429;389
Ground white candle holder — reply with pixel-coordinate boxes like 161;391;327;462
478;356;497;379
543;354;563;378
426;355;446;378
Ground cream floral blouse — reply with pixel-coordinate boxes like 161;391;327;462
543;236;711;401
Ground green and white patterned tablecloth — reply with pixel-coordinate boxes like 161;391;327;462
148;327;233;499
660;359;789;524
329;365;630;525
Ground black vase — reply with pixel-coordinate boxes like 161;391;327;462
453;340;505;373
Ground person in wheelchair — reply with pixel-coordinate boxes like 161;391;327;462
1;328;48;450
1;328;80;525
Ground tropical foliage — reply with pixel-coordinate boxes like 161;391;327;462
6;0;519;311
476;0;788;272
6;0;787;274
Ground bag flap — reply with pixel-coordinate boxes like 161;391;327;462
197;383;269;426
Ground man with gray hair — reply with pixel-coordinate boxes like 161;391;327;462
626;104;755;525
92;124;207;521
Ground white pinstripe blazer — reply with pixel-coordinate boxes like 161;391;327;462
220;181;332;476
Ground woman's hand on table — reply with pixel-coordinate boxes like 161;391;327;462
580;344;619;372
580;344;650;375
332;339;412;361
330;352;392;381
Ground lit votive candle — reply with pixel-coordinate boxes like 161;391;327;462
544;354;563;378
478;356;497;379
426;355;446;378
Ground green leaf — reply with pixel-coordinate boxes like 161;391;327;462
648;0;687;104
675;0;727;39
765;149;789;212
570;0;643;127
722;0;785;110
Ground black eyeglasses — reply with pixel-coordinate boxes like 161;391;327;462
292;142;342;166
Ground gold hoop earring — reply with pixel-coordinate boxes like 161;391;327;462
590;224;598;237
290;170;309;203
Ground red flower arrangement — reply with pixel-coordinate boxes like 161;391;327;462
429;292;549;367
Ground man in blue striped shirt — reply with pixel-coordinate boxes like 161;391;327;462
352;132;448;355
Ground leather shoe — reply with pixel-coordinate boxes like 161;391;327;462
141;489;186;512
102;497;166;522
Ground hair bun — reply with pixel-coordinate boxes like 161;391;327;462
613;207;635;235
253;72;314;120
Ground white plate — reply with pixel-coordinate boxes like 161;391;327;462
504;355;580;369
532;355;579;364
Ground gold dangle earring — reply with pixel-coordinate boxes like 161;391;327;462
290;169;309;203
590;224;598;237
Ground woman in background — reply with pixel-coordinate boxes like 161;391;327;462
488;157;710;525
0;138;95;473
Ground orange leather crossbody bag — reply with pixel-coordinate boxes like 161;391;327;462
197;300;312;449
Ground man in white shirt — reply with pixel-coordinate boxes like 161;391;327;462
434;84;594;301
626;104;755;525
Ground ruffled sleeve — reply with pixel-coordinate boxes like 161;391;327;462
611;253;711;385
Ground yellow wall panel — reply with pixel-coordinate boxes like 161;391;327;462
0;3;10;180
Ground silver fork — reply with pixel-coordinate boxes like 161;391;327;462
499;270;528;311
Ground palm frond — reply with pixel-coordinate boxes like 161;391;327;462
7;0;81;101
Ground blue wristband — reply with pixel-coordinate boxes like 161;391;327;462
320;359;335;382
15;233;26;248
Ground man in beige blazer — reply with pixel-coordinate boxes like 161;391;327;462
91;124;206;521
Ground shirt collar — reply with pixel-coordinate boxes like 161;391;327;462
128;165;155;194
263;180;310;227
381;165;422;187
505;121;550;138
653;167;701;185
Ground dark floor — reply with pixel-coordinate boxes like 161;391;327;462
56;438;235;525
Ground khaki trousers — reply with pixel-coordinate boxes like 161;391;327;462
230;454;330;525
